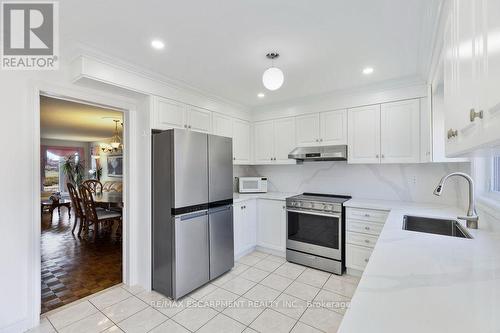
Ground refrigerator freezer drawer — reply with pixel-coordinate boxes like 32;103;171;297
173;210;210;299
209;205;234;279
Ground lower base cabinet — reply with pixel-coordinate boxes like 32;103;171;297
233;200;256;259
346;207;388;273
256;199;287;252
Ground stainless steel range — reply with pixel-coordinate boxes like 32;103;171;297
286;193;351;275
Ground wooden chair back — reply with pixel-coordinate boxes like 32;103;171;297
82;179;102;194
67;183;84;217
79;185;98;224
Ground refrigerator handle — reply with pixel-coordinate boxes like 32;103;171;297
209;205;233;214
178;210;209;221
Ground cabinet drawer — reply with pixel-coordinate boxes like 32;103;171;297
347;232;378;249
346;208;388;224
347;219;384;236
346;244;373;271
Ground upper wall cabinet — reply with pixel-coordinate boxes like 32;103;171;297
153;97;211;133
212;112;233;138
154;98;186;130
444;0;500;155
233;119;251;164
254;117;296;164
296;110;347;147
348;105;381;164
348;100;421;164
380;100;420;163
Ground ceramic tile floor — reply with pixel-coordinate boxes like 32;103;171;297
31;251;360;333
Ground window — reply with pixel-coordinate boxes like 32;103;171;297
492;156;500;193
41;146;84;193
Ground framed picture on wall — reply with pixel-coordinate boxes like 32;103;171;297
107;155;123;178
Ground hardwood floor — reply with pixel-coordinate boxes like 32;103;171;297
41;207;122;313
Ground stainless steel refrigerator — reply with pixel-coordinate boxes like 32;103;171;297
152;129;234;299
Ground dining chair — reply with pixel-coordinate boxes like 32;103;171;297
67;183;86;236
82;179;103;194
79;184;121;240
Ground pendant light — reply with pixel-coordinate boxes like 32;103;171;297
110;119;122;149
262;52;284;91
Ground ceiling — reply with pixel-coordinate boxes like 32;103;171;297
60;0;433;107
40;96;123;142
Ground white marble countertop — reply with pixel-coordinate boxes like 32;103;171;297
339;198;500;333
233;192;298;203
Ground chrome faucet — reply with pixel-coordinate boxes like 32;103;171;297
433;172;478;229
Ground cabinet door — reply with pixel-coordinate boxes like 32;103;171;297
380;100;420;164
256;199;286;252
254;120;275;164
348;105;381;164
320;110;348;145
156;98;186;130
233;119;251;164
274;117;296;163
482;0;500;146
233;203;244;259
212;113;233;138
187;106;211;133
296;114;320;147
243;200;257;251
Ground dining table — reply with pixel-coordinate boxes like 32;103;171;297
93;192;123;208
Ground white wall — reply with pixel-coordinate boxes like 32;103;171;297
235;162;471;207
0;60;146;332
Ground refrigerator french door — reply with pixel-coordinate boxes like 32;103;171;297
287;209;342;260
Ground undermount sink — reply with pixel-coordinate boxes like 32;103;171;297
402;215;473;239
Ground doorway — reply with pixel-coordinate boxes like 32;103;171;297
39;95;125;313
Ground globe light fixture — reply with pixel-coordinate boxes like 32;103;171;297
262;53;284;91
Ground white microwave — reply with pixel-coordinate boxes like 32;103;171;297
238;177;268;193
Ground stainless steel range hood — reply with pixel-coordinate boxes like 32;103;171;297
288;145;348;162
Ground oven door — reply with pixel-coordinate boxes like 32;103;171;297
286;209;342;260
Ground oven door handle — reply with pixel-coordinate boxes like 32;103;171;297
286;209;341;219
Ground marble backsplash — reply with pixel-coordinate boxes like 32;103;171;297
234;162;471;207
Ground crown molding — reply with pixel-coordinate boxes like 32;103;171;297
66;42;251;113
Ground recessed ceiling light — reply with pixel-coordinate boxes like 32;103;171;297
257;93;265;98
151;39;165;50
363;67;374;75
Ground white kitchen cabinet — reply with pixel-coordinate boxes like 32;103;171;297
274;117;296;162
320;110;348;145
187;106;211;133
233;200;256;259
480;0;500;148
154;98;186;130
233;119;251;164
380;99;420;163
348;105;381;164
254;117;296;164
296;114;320;147
153;97;211;133
443;0;500;156
254;120;275;164
296;110;347;147
212;112;233;138
346;207;388;274
256;199;286;253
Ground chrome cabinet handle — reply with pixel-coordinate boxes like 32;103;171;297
470;108;484;122
184;124;188;128
364;226;370;230
381;154;385;158
376;154;379;158
447;129;458;139
320;138;323;142
364;214;370;217
188;125;192;129
233;157;236;160
364;239;370;244
364;258;369;263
